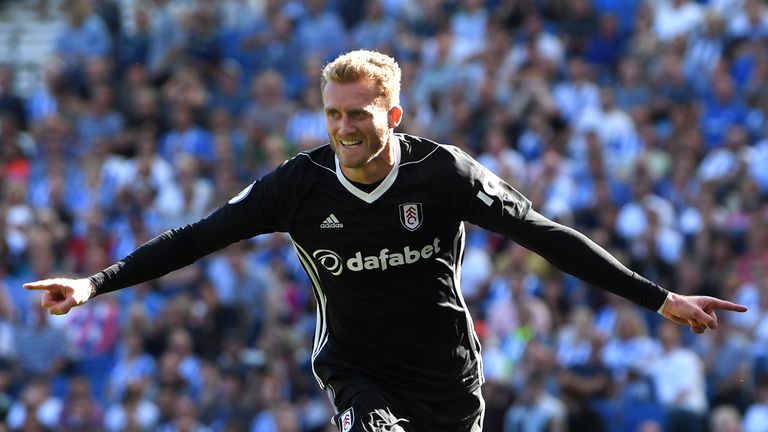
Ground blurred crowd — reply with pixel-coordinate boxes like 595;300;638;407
1;0;768;430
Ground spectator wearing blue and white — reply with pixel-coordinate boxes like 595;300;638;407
161;66;209;115
691;319;753;412
163;327;203;401
744;375;768;432
747;135;768;194
476;126;528;188
221;0;286;79
556;0;599;57
104;382;160;432
55;0;113;77
115;7;151;73
572;88;642;181
682;12;726;96
615;177;676;243
731;271;768;369
57;374;105;430
555;305;602;368
411;31;470;125
583;12;629;75
159;105;215;168
26;58;68;126
183;5;223;76
216;0;261;34
207;60;249;118
242;70;297;139
652;0;706;43
526;148;579;224
105;331;157;404
697;125;749;188
5;377;63;430
284;86;326;151
699;75;751;150
76;82;125;153
449;0;489;62
351;0;398;52
253;11;307;100
504;370;568;432
649;320;709;430
601;306;661;381
0;284;14;363
552;57;600;122
725;0;768;40
592;0;645;37
155;154;214;232
612;57;652;111
146;0;187;79
495;62;559;128
651;52;696;115
498;11;565;82
12;292;71;380
295;0;348;63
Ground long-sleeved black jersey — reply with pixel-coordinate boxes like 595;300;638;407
90;134;668;399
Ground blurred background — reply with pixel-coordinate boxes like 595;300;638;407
0;0;767;431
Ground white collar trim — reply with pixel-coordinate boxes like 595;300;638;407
335;136;401;204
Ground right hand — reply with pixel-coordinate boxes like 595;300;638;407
23;278;94;315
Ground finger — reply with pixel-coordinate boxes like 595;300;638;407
24;281;55;291
709;299;748;313
23;279;66;291
49;296;76;315
690;323;706;334
690;305;717;330
692;308;717;329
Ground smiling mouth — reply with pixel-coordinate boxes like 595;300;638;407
340;139;363;148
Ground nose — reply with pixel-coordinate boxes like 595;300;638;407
339;115;355;135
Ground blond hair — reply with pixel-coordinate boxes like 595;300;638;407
320;50;401;108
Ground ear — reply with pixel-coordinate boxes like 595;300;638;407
388;105;403;128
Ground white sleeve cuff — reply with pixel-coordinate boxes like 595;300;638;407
657;293;669;315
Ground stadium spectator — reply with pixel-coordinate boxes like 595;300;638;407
649;320;708;432
55;0;113;80
743;375;768;432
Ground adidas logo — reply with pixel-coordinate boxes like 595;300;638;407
320;214;344;229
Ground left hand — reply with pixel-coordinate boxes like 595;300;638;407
660;292;748;334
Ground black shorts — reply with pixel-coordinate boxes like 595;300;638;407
327;376;485;432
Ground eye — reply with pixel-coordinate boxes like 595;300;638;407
326;111;340;121
351;111;369;120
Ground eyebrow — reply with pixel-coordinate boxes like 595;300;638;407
324;107;373;115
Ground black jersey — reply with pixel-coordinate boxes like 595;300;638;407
90;133;667;399
228;133;530;398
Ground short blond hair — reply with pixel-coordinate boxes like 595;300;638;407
321;50;401;108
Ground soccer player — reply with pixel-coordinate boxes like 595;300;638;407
25;50;746;432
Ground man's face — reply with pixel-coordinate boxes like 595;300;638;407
322;79;398;179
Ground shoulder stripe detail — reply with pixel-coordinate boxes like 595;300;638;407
298;151;336;175
399;145;441;168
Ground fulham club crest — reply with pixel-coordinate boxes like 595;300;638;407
399;203;423;231
339;408;354;432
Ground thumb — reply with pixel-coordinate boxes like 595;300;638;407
48;296;78;315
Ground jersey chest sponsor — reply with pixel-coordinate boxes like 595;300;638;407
313;237;441;275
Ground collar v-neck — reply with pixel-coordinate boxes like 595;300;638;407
335;136;401;204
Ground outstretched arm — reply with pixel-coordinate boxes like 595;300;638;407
508;210;747;333
24;197;264;315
